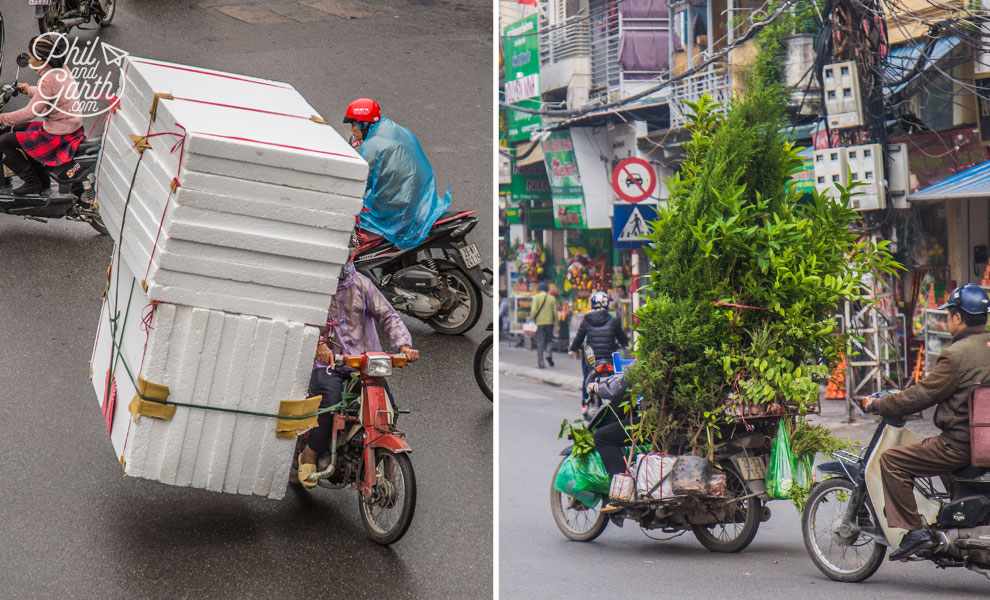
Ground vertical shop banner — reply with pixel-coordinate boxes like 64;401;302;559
543;130;588;228
503;15;542;143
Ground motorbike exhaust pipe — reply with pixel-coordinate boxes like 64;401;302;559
58;17;87;28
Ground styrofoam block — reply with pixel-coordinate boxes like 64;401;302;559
148;270;333;318
91;250;321;499
144;282;329;326
121;56;320;123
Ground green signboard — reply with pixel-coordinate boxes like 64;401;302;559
503;15;542;143
553;197;587;228
790;156;815;195
542;130;582;196
510;160;552;203
529;205;555;230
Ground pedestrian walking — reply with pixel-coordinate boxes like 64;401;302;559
529;281;557;368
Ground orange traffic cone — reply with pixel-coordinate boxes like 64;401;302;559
912;345;925;382
927;282;938;309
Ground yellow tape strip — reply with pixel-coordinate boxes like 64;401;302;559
127;376;175;420
128;134;151;154
310;115;328;125
275;396;322;439
150;92;174;121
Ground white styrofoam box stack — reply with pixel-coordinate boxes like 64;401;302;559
635;454;677;500
91;248;318;499
887;143;910;208
845;144;885;211
813;147;848;200
823;62;863;130
96;57;368;325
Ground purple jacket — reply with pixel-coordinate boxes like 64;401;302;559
316;269;412;368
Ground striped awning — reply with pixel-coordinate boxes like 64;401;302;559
909;160;990;201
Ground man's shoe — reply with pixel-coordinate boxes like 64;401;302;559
889;528;934;561
12;168;43;196
601;502;624;514
547;357;555;367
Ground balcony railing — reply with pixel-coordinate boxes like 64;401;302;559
539;16;591;65
668;66;730;128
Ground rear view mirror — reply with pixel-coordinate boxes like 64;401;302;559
16;53;28;68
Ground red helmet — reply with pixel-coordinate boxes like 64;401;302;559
343;98;382;124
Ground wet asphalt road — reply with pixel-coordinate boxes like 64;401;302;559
499;369;990;600
0;2;492;598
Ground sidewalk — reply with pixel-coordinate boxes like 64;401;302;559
498;337;941;445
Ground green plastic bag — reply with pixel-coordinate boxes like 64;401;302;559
554;450;611;508
793;453;814;494
766;419;795;500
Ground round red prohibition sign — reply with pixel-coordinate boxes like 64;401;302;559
611;157;656;203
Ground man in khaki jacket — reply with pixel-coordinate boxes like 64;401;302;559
529;281;558;368
866;283;990;560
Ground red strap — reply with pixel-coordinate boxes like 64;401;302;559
169;96;314;121
130;59;293;89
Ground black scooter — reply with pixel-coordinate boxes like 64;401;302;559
802;388;990;582
352;209;492;335
0;52;106;234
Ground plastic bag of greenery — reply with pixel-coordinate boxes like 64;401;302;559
766;419;795;499
554;454;604;508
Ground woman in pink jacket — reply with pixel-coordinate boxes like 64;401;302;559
0;35;84;197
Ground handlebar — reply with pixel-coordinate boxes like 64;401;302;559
858;388;901;415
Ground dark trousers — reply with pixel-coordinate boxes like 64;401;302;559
536;324;553;367
304;367;394;455
0;123;34;174
592;406;634;477
580;354;590;404
879;436;970;530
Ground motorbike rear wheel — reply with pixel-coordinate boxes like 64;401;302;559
691;464;762;552
426;262;481;335
550;458;609;542
358;448;416;546
473;333;493;401
802;477;886;582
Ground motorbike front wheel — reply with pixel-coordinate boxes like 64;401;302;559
473;333;493;401
358;448;416;546
802;477;886;582
38;1;65;33
549;458;609;542
96;0;117;25
426;262;481;335
691;464;762;552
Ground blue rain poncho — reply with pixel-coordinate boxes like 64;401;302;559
358;117;451;249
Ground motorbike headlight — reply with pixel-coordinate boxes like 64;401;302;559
365;356;393;377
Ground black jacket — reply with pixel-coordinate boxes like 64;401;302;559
569;309;628;359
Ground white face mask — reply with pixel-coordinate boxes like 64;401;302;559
340;262;355;279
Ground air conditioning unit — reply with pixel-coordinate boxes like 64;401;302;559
823;62;864;130
499;154;511;186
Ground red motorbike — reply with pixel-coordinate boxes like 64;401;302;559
291;351;416;545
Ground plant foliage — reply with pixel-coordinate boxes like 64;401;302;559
627;83;901;456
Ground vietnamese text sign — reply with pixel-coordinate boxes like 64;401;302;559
503;15;542;143
553;197;587;228
510;160;552;203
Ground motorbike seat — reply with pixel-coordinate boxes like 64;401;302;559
952;465;990;481
432;208;474;228
76;136;102;155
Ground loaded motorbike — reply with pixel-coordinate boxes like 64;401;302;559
474;322;493;401
352;209;492;335
34;0;115;34
801;389;990;582
290;351;416;545
551;369;777;551
0;52;107;233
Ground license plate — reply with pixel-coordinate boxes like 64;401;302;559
29;0;50;5
459;243;482;269
732;456;767;480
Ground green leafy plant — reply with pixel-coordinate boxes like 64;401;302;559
627;77;901;458
558;419;596;457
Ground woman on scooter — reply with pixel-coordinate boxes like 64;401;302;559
0;35;84;198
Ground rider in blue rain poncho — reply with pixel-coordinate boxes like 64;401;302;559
344;98;451;249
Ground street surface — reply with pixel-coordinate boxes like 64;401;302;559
498;342;989;599
0;2;492;598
